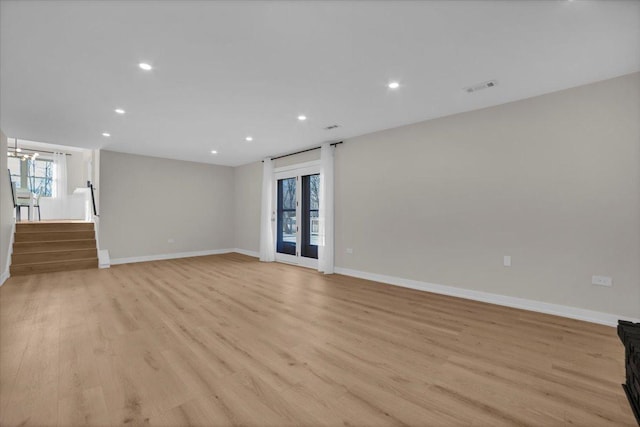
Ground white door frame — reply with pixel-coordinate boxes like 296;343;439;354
274;161;320;269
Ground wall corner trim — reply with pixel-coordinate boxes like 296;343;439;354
0;270;9;287
334;267;639;327
233;248;259;258
98;249;110;269
1;222;16;286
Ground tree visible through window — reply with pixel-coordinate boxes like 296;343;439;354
8;157;54;196
28;159;53;197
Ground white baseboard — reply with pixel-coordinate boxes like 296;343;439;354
232;248;259;258
0;270;9;287
334;267;639;327
1;222;16;287
98;249;110;269
110;248;235;265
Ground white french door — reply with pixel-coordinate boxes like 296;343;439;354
274;163;320;269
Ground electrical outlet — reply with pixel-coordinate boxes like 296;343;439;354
503;255;511;267
592;275;612;287
346;248;353;254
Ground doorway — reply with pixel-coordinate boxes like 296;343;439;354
275;164;320;268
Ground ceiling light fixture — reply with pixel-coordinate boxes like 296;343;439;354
388;81;400;89
7;139;24;157
138;62;153;71
297;115;307;121
102;132;111;137
7;139;43;159
211;150;218;154
115;108;126;114
245;136;253;141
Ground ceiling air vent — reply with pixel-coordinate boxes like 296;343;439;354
324;124;340;130
464;80;497;93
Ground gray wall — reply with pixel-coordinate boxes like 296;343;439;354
0;129;13;280
334;72;640;318
97;73;639;318
100;150;235;260
274;149;320;168
233;161;262;253
232;72;640;318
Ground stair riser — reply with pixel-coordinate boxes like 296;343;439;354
11;259;98;276
12;249;98;265
13;240;97;254
15;231;95;242
16;223;94;232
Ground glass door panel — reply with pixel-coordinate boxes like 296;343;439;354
301;174;320;259
276;177;297;255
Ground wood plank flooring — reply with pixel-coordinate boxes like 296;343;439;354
0;253;634;426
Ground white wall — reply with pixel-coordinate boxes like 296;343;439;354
64;147;87;193
99;150;235;261
334;72;640;319
0;129;13;283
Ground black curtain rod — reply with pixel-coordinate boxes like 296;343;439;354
264;141;343;162
9;138;72;156
9;148;72;156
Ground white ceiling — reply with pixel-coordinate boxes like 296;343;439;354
1;1;639;167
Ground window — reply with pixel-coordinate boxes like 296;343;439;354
28;159;53;197
8;157;54;196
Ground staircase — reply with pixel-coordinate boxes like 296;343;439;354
11;222;98;275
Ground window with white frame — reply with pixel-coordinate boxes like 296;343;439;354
8;157;54;196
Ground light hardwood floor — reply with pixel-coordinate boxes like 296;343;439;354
0;253;634;426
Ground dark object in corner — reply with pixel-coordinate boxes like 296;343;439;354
618;320;640;425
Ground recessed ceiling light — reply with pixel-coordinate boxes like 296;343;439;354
15;148;22;153
245;136;253;141
211;150;218;154
102;132;111;137
297;115;307;121
115;108;126;114
33;152;39;157
388;81;400;89
138;62;153;71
